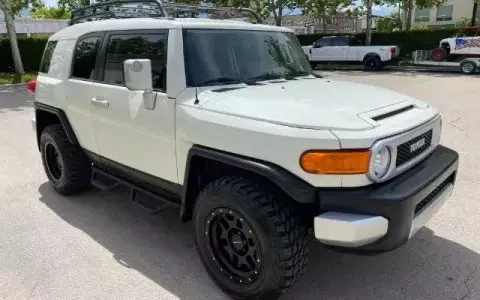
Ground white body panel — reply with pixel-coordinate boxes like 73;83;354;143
303;45;399;62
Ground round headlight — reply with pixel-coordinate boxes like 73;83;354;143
372;146;391;179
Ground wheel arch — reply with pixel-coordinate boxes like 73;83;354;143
180;145;316;221
35;102;78;150
362;52;381;62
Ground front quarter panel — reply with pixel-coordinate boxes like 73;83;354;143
176;104;343;188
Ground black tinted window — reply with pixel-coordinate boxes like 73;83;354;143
39;41;58;73
332;37;349;46
185;30;311;87
350;38;363;46
315;37;332;47
72;37;101;79
103;33;167;91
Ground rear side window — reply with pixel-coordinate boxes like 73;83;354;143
103;32;168;91
39;41;58;73
72;36;102;80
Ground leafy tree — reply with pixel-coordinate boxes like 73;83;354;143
57;0;91;10
32;5;71;19
208;0;297;25
298;0;353;33
0;0;42;75
377;12;402;32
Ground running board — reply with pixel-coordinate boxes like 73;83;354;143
91;167;180;215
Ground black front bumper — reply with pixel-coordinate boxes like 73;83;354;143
317;145;459;253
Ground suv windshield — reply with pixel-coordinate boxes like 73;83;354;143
184;29;312;86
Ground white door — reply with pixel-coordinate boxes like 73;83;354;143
90;30;178;183
311;37;333;61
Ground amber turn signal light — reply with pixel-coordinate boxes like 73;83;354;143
300;150;371;174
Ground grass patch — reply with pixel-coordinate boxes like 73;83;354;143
0;73;36;85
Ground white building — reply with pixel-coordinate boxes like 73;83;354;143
412;0;479;27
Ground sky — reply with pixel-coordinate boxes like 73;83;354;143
42;0;396;16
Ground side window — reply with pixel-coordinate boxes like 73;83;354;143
103;33;168;92
72;36;102;80
315;37;332;47
39;41;58;73
349;38;363;46
332;37;349;46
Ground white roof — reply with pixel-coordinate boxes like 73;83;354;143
50;18;291;40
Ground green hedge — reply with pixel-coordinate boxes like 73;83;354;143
296;28;459;58
0;38;48;72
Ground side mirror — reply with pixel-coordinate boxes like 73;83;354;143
124;59;153;91
123;59;156;110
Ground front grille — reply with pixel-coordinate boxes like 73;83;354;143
414;178;450;215
396;129;433;166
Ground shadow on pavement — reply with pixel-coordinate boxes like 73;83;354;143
0;85;33;113
38;183;479;300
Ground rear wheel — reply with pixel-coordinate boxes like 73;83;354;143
364;56;381;71
40;125;91;195
194;176;310;300
460;60;477;75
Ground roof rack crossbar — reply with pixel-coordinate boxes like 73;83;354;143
70;0;166;25
69;0;263;26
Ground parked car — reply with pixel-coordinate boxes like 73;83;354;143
29;1;459;299
302;35;400;71
432;26;480;63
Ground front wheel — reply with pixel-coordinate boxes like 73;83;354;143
193;176;310;300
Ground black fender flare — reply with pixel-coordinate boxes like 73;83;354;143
363;52;381;62
180;145;316;220
34;102;79;147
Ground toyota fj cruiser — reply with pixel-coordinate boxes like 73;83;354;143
30;1;459;299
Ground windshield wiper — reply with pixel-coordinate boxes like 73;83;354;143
247;73;285;82
197;77;257;86
284;71;312;79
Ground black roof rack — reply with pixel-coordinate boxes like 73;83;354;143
69;0;263;26
163;3;263;24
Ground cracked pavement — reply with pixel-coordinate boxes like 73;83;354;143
1;71;480;300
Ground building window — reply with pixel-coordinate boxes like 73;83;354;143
436;5;453;22
414;8;430;22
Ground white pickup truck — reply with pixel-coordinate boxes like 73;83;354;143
302;35;400;71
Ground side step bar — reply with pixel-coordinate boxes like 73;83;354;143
91;167;180;215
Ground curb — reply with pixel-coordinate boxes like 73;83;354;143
0;83;27;88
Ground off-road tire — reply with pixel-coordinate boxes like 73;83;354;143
364;56;381;71
40;124;91;195
193;176;310;300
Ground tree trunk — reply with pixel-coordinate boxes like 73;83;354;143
365;0;373;45
472;2;478;27
1;7;25;74
275;7;283;26
401;0;408;30
406;0;413;31
323;15;327;33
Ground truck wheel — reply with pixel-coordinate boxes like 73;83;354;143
193;176;309;300
40;124;91;195
460;61;477;75
364;56;381;71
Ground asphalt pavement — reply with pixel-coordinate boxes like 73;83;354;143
0;71;479;300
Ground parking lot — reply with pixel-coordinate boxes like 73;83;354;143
0;70;479;300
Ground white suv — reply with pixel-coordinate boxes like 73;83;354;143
30;2;459;299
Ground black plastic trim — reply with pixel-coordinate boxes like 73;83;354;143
88;151;182;200
181;145;316;218
317;145;459;253
372;105;415;121
34;102;79;145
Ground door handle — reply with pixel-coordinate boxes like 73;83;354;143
90;97;109;108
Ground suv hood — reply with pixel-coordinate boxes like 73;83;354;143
199;78;428;131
